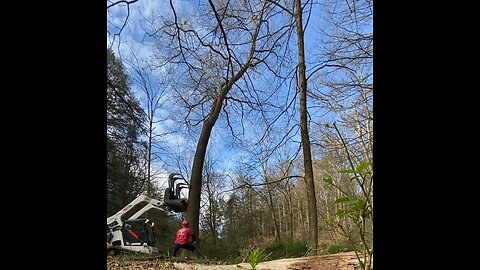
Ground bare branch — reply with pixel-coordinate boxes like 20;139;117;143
220;175;304;195
266;0;294;16
107;0;139;10
208;0;234;77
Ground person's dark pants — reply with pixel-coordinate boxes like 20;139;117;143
172;243;198;257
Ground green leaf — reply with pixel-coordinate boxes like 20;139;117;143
323;178;333;184
322;218;335;223
338;169;357;174
335;197;351;204
356;162;371;174
335;209;349;217
352;199;366;210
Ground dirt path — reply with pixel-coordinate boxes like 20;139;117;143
108;252;367;270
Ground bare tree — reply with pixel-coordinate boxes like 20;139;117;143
144;0;294;238
293;0;318;253
127;53;173;196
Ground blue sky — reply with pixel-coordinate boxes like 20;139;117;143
107;0;303;171
107;0;278;183
107;0;372;193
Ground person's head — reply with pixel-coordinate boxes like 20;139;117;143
182;220;189;228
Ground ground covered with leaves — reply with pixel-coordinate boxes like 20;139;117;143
107;251;368;270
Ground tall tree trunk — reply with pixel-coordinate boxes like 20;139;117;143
295;0;318;254
186;53;253;238
186;91;227;239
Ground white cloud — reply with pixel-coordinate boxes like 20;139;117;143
133;0;163;20
107;0;199;54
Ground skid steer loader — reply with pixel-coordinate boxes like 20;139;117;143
106;173;189;254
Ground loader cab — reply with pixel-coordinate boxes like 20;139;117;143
121;219;155;248
163;173;189;213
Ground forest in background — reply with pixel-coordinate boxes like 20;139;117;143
107;0;372;268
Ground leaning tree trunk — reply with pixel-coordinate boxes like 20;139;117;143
186;95;225;240
186;56;253;239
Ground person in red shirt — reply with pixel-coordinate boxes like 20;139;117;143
172;220;198;257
